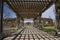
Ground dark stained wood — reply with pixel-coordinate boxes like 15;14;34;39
3;0;53;18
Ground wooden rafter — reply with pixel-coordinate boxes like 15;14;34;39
3;0;53;18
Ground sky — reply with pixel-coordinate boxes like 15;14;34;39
3;4;16;19
3;3;56;22
24;19;33;23
41;4;56;22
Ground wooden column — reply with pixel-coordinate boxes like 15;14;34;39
17;18;21;28
0;0;2;33
33;19;36;27
53;0;59;35
21;18;24;27
36;19;38;28
41;19;44;28
16;16;21;29
34;19;37;28
38;16;42;29
0;0;3;39
34;19;36;27
39;16;41;24
34;16;41;28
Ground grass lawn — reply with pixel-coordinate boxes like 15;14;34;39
42;26;56;35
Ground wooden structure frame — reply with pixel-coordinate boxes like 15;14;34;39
0;0;60;39
3;0;53;18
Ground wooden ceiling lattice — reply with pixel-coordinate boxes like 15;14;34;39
4;0;53;18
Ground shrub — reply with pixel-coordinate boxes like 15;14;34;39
43;23;55;27
42;27;56;35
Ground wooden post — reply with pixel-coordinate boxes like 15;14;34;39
35;19;37;27
53;0;58;36
22;19;24;27
38;16;42;29
21;18;24;27
33;19;35;27
0;0;3;39
16;16;20;29
16;18;18;30
33;18;37;27
18;18;21;29
36;19;38;28
0;0;2;34
41;20;44;29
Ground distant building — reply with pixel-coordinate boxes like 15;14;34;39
3;18;17;27
41;18;53;24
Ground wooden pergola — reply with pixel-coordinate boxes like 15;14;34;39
0;0;60;39
3;0;53;18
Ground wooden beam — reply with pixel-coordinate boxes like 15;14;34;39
35;2;53;19
4;1;21;17
8;0;51;2
4;0;53;18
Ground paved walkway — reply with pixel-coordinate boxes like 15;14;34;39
4;26;60;40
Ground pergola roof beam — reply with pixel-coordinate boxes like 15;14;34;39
4;0;53;18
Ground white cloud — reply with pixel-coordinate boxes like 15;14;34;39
41;4;56;21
